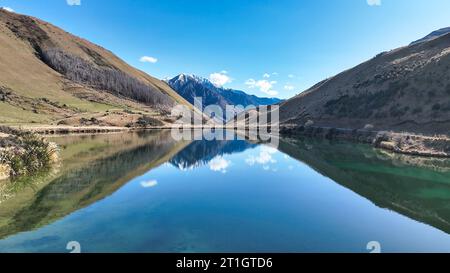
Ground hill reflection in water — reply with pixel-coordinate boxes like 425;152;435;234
0;131;450;252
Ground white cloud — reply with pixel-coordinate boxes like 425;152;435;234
67;0;81;6
246;146;278;166
367;0;381;6
284;85;295;91
244;79;255;85
263;72;279;78
2;7;14;12
288;74;295;78
209;157;230;173
141;180;158;188
265;90;278;96
245;78;278;96
209;71;232;87
140;56;158;63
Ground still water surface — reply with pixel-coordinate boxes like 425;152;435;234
1;130;450;252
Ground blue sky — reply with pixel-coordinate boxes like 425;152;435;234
1;0;450;99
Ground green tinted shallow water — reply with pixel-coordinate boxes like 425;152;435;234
1;130;450;253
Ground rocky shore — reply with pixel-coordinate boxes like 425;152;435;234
280;125;450;158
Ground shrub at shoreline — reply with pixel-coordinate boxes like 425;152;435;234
0;126;57;180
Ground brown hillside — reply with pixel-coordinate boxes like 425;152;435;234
279;30;450;135
0;9;190;126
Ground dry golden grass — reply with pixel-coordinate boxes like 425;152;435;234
0;10;192;126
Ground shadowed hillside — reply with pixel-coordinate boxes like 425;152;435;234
279;29;450;135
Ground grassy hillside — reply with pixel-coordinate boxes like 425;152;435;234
0;9;190;127
279;29;450;135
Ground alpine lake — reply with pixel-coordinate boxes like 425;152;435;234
1;130;450;253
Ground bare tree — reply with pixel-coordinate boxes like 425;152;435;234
41;49;173;106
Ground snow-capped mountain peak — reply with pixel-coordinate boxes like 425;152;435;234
166;74;283;112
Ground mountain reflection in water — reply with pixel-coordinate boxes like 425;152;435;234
0;130;450;252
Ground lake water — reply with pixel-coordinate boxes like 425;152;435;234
1;130;450;253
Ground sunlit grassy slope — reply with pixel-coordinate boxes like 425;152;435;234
0;9;191;126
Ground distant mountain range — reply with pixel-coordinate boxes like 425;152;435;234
170;139;257;170
278;27;450;135
166;74;283;112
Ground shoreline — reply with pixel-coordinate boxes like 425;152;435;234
280;125;450;158
8;125;131;135
0;126;58;181
6;125;236;135
2;124;450;161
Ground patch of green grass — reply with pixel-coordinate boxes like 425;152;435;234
0;102;51;124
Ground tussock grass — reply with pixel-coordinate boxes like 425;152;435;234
0;126;55;177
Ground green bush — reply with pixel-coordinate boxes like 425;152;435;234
412;107;423;114
136;115;164;127
0;129;52;176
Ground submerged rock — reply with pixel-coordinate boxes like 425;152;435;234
379;141;396;151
